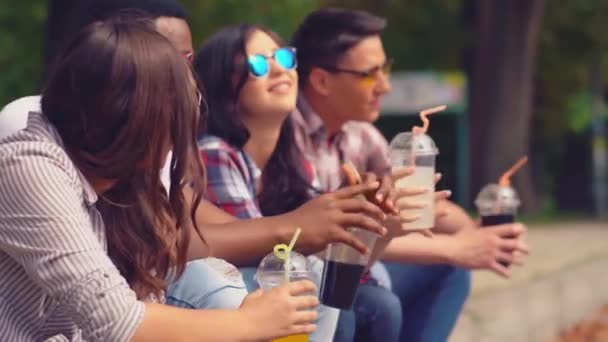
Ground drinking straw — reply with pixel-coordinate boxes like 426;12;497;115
273;228;302;283
409;105;447;166
493;156;528;214
412;105;447;135
499;156;529;187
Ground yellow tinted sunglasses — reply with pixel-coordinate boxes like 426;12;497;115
323;59;393;87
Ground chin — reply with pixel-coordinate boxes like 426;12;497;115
275;98;297;113
268;105;295;119
362;110;380;123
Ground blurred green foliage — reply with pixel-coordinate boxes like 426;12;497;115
0;0;46;106
0;0;606;211
539;0;608;138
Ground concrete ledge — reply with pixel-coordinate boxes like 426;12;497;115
450;222;608;342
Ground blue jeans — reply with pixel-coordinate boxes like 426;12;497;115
333;282;403;342
384;262;471;342
166;258;248;309
239;255;339;342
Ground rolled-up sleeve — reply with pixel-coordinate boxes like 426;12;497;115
0;145;144;341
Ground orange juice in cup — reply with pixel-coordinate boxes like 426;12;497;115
255;230;313;342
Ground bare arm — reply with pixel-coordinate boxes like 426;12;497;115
381;223;530;278
433;200;475;234
133;280;318;342
132;304;258;342
185;184;387;267
381;234;454;264
184;187;291;266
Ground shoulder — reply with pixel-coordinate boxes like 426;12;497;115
198;135;250;177
198;135;239;155
0;137;83;205
0;95;41;117
343;121;387;144
0;95;42;140
0;114;87;199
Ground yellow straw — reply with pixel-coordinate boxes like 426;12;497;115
273;228;302;283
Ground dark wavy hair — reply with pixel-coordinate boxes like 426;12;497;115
41;15;206;299
194;24;313;216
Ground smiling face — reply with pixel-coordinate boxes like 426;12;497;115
237;29;298;123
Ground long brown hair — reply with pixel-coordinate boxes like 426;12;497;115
41;15;206;298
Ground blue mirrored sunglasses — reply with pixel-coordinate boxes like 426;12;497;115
247;47;297;78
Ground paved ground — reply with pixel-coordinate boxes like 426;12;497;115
553;304;608;342
450;221;608;342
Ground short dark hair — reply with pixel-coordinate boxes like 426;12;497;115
78;0;188;30
291;7;386;85
45;0;189;81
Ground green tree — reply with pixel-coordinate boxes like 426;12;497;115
0;0;46;107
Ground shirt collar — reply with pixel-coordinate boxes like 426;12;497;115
296;95;329;137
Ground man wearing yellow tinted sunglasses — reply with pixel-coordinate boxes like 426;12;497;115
292;7;528;342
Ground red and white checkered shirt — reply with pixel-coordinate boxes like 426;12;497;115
293;96;393;285
293;96;392;192
198;134;318;219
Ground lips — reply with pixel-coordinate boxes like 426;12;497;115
370;98;381;109
268;79;292;93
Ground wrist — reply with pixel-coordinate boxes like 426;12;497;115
439;236;458;265
234;309;262;342
273;213;299;245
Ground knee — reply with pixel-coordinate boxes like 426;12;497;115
379;290;403;324
357;286;402;324
166;259;248;310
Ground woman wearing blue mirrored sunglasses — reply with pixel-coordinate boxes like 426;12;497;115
192;24;391;342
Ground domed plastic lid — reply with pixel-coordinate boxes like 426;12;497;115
474;183;521;211
389;132;438;156
255;251;310;286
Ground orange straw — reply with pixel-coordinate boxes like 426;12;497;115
412;105;447;135
498;156;528;187
409;105;447;166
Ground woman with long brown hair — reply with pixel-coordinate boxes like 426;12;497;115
0;16;317;341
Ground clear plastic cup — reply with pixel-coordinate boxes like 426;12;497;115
475;183;521;266
389;132;439;230
255;251;312;342
475;183;520;225
320;223;378;310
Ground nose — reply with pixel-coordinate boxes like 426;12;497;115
375;70;391;95
268;57;284;78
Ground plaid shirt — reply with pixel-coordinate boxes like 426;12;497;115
198;135;263;219
293;96;392;192
293;96;393;286
199;135;317;219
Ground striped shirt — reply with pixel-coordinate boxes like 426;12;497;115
0;112;145;341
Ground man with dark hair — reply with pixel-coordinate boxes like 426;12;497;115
292;8;529;342
71;0;194;62
3;0;195;140
77;0;194;63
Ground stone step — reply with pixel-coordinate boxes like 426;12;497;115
450;221;608;342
